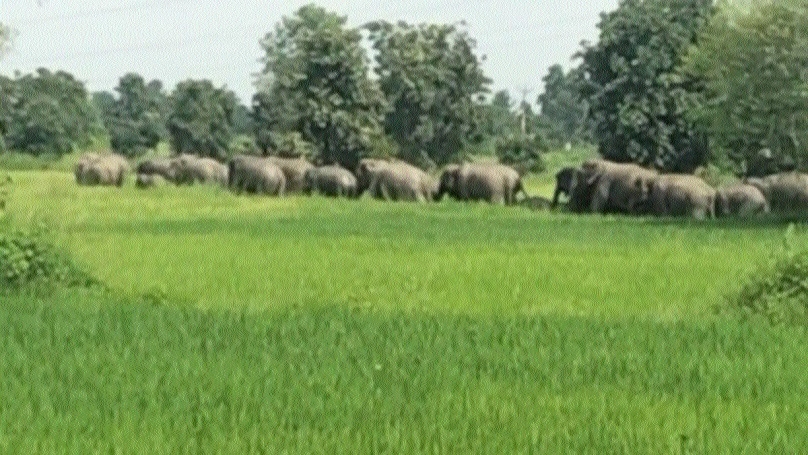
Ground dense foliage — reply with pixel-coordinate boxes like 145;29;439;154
99;73;168;157
537;65;590;146
0;229;94;291
732;237;808;326
0;69;100;157
683;0;808;176
367;21;490;168
167;79;238;160
578;0;714;172
495;133;547;174
256;5;385;169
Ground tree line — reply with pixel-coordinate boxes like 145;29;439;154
1;0;806;176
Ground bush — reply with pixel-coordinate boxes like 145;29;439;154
229;135;259;157
495;133;547;175
0;229;96;292
269;131;315;159
730;233;808;326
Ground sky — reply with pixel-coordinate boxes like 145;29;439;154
0;0;619;105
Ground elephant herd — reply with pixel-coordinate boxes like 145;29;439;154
74;153;808;219
74;153;528;205
552;158;808;219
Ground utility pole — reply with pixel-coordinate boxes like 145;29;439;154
518;87;533;135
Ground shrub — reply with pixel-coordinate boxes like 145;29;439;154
0;229;96;292
495;133;547;175
730;232;808;326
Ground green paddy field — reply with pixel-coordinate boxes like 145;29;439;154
1;159;807;453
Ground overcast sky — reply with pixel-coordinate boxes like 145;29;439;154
0;0;619;104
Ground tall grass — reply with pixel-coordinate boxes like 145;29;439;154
6;171;803;318
3;169;808;452
2;290;808;453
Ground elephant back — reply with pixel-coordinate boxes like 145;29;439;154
269;157;314;193
228;154;285;195
74;153;101;185
84;153;129;186
137;158;175;182
715;183;769;218
650;174;716;219
764;172;808;214
307;165;357;197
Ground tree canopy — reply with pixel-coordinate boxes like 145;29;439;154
100;73;169;157
578;0;714;172
255;4;385;169
537;65;589;146
366;21;491;168
2;69;99;156
167;79;237;160
683;0;808;176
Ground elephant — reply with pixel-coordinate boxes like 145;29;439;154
746;172;808;215
552;166;577;208
437;162;526;205
356;159;436;202
228;154;286;196
268;156;315;194
74;153;101;185
647;174;716;220
715;183;769;218
170;154;228;186
136;158;176;183
304;165;358;198
135;173;167;188
78;154;129;187
582;159;658;215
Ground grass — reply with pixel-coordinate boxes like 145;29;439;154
3;157;808;452
3;290;808;453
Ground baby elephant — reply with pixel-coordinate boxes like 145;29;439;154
304;165;358;198
715;183;769;218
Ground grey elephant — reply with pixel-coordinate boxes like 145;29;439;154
268;156;315;194
228;154;286;196
582;159;658;215
552;166;577;208
74;153;101;185
356;159;435;202
170;154;228;186
304;165;358;198
437;162;526;205
715;183;769;218
746;172;808;215
78;153;129;187
647;174;716;219
136;158;176;183
135;173;168;188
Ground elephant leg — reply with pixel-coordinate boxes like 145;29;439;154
590;181;610;214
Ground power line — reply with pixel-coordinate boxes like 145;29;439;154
8;0;198;26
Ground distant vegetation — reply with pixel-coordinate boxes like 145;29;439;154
2;1;802;177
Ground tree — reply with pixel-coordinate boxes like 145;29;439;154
167;79;237;160
482;90;520;139
256;5;385;169
0;23;14;59
578;0;714;172
101;73;168;157
231;102;253;137
366;21;491;168
0;76;15;153
537;65;590;145
683;0;808;176
3;69;99;156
